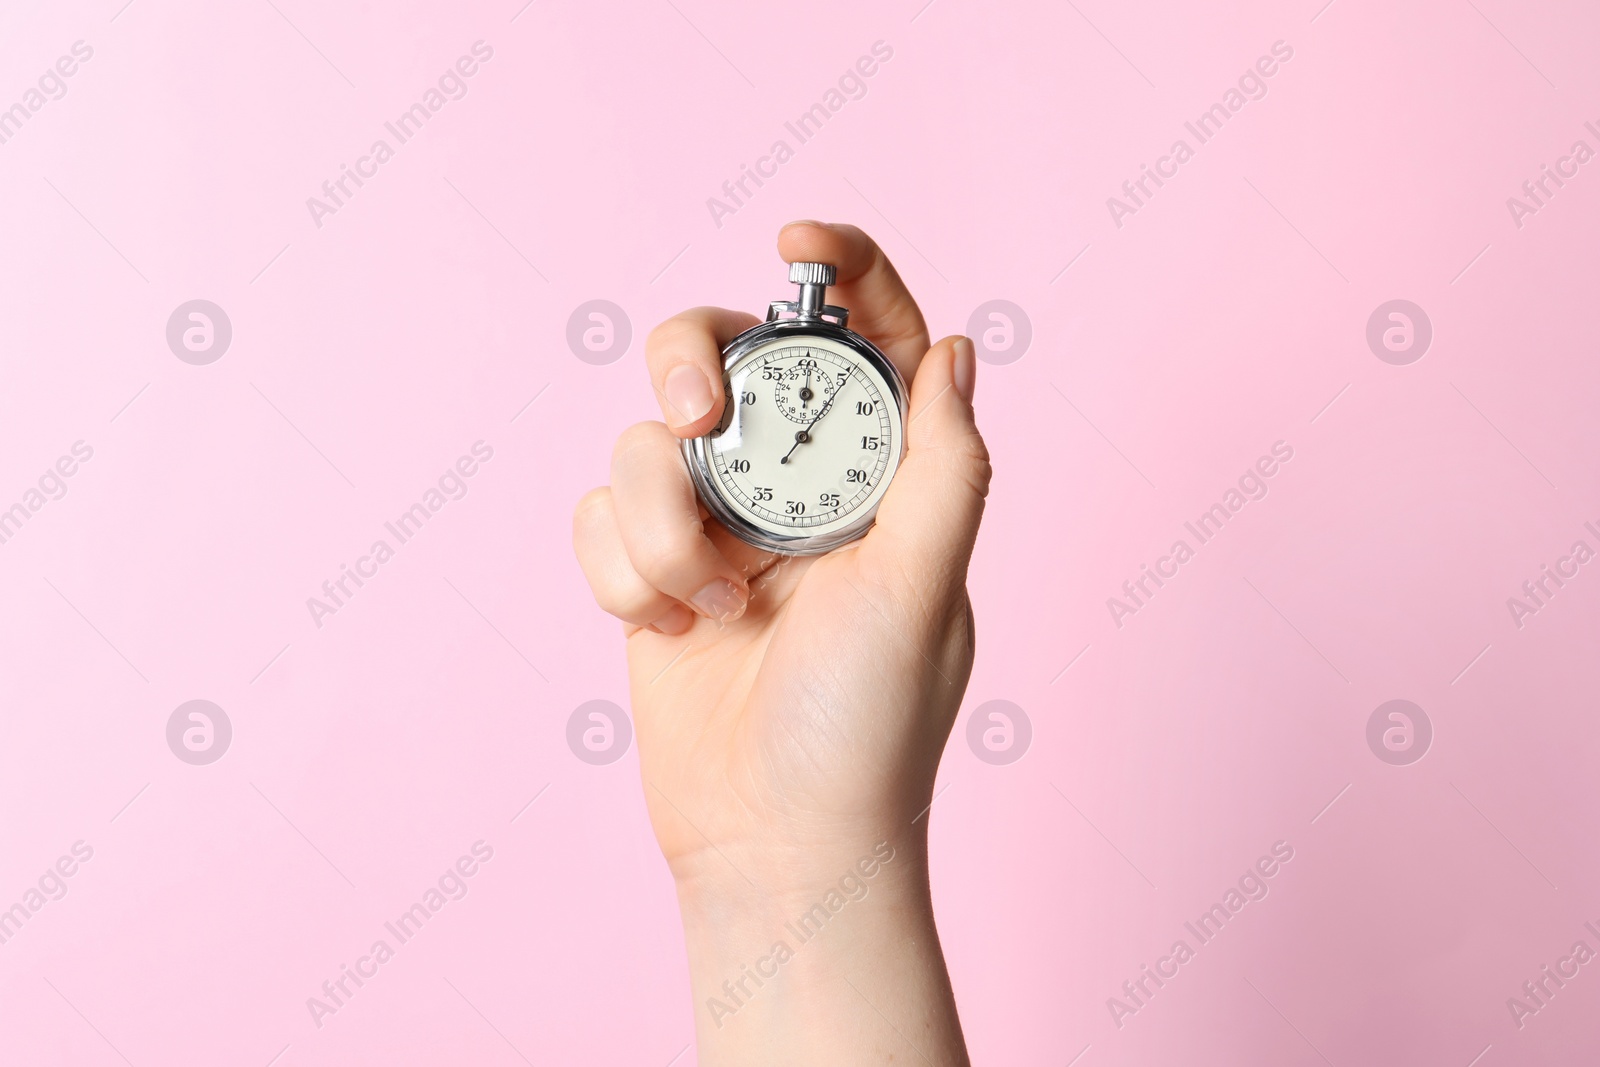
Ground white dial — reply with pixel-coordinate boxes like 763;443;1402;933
705;336;903;539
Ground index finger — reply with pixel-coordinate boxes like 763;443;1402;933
777;221;930;383
644;306;761;438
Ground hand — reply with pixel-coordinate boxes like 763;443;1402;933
573;222;988;1065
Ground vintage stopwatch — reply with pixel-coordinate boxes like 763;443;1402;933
681;262;908;556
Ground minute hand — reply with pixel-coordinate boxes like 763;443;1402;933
780;367;852;465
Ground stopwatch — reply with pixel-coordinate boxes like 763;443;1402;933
681;262;908;556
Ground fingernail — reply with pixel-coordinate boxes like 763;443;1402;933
689;579;746;622
953;337;976;403
664;364;714;427
784;219;826;229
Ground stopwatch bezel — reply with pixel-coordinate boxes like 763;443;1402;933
680;317;909;557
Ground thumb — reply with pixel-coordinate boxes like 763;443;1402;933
862;336;991;598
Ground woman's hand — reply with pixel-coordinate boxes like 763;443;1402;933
573;222;988;1065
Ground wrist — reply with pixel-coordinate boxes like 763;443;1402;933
678;835;937;1049
669;829;966;1065
669;824;928;917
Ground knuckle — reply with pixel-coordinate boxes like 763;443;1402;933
593;580;655;623
955;430;994;497
573;486;611;526
645;311;715;360
629;526;704;590
572;487;614;551
615;419;662;449
611;420;670;467
927;428;992;499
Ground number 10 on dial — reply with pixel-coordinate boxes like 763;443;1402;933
682;262;908;556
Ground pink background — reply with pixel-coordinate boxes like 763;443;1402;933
2;0;1598;1063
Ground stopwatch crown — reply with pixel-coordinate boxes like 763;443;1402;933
789;262;837;286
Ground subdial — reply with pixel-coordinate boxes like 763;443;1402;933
773;365;839;424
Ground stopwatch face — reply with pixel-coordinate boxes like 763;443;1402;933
691;331;905;554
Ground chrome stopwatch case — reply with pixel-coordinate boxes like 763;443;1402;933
681;262;909;556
